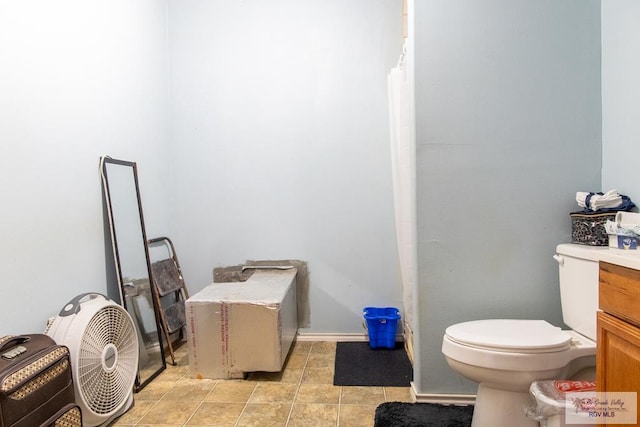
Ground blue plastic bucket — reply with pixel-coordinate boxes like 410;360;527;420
363;307;400;349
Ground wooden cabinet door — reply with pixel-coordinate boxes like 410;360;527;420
597;311;640;427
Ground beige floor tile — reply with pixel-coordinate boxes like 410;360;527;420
341;386;386;405
338;404;377;427
305;352;334;368
290;340;312;355
169;356;189;366
157;364;191;381
186;402;245;426
301;366;335;384
205;380;257;403
249;382;298;403
111;400;155;425
161;378;216;401
295;383;341;404
310;341;336;354
384;386;414;403
284;352;308;369
134;424;183;427
236;403;292;427
108;341;410;427
288;403;339;427
137;400;200;424
280;367;304;383
135;380;177;401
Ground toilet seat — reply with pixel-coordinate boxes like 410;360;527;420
442;320;595;372
445;319;572;353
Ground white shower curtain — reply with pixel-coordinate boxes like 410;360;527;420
388;44;417;343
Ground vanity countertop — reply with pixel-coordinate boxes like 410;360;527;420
597;248;640;271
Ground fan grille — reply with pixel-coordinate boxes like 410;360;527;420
78;305;138;415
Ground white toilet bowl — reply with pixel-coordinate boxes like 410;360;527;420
442;319;596;427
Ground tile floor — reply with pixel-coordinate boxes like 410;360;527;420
110;340;413;427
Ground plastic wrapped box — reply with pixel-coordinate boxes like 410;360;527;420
185;268;297;379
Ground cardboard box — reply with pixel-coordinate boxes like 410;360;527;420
185;268;297;379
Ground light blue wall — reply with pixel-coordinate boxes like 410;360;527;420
413;0;602;393
166;0;404;333
0;1;403;337
0;0;172;335
602;1;640;200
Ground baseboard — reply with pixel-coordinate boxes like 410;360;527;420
410;382;476;405
295;332;405;342
295;332;367;342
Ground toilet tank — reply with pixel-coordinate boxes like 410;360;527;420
555;244;609;341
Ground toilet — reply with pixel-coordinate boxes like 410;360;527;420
441;244;608;427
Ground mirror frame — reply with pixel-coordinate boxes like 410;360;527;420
100;156;166;391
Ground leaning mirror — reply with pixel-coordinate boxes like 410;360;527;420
100;156;166;391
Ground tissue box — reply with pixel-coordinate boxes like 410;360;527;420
570;212;616;246
608;234;639;250
604;214;640;250
185;269;297;379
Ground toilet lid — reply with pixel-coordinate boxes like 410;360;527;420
445;319;572;352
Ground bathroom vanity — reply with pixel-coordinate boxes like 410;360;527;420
597;253;640;426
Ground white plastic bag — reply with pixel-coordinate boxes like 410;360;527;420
525;380;596;422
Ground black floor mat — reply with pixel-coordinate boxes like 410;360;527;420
375;402;474;427
333;341;412;387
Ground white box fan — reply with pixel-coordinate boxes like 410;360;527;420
45;293;139;427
